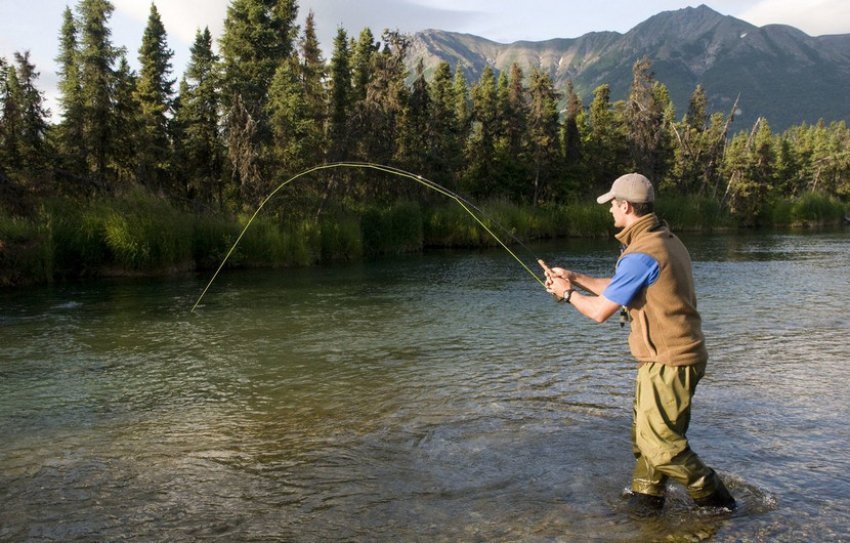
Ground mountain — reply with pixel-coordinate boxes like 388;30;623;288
406;5;850;131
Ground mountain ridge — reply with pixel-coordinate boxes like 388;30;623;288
406;5;850;130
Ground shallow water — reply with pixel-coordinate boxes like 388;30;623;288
2;231;849;542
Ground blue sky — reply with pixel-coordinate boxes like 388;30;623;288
2;0;849;116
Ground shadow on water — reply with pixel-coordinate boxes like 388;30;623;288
1;231;849;541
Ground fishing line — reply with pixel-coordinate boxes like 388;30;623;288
191;162;546;312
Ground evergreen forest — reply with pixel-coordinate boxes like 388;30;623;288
1;0;848;285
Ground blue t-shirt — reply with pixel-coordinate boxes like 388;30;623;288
602;253;660;306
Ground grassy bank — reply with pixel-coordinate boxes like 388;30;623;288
1;190;846;287
766;192;848;228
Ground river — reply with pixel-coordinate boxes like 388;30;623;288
1;230;849;542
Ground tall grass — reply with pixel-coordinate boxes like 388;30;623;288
789;192;846;225
656;194;728;231
3;187;846;287
320;214;363;262
191;214;240;270
481;200;568;241
50;199;110;275
561;203;613;238
100;191;193;271
0;211;52;285
767;192;846;227
362;201;423;255
424;203;490;247
423;200;575;247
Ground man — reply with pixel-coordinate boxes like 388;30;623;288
540;173;735;514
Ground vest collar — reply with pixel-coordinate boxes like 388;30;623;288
615;213;662;247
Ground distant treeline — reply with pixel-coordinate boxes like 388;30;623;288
1;0;848;284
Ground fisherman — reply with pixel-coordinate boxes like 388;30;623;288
540;173;736;515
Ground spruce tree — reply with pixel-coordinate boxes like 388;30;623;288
494;64;530;199
464;65;498;198
298;11;327;168
686;84;708;131
721;118;774;223
397;58;432;180
326;27;352;163
220;0;298;118
0;57;6;177
267;57;315;176
0;60;22;174
314;27;353;214
111;55;140;184
0;53;50;180
626;56;667;180
170;78;190;199
585;84;626;194
220;0;299;200
428;61;463;190
55;6;86;177
527;69;561;204
560;79;584;191
134;2;175;191
77;0;119;187
353;30;408;180
501;63;528;160
670;84;717;195
452;66;471;142
351;28;378;103
183;27;224;207
227;94;262;208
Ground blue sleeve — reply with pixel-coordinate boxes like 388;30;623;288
602;253;659;306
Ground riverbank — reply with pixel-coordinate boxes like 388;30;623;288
1;190;846;287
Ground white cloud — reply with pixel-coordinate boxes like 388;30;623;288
738;0;850;35
112;0;229;44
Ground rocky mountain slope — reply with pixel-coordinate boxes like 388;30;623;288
407;5;850;130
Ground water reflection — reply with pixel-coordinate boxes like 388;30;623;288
1;231;849;541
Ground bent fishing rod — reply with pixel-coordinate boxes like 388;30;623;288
191;162;551;312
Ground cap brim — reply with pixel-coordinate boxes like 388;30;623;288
596;192;615;204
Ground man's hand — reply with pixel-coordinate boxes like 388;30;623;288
539;259;573;301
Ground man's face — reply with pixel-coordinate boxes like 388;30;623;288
610;199;628;228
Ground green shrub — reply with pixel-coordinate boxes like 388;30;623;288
100;191;193;271
768;199;794;226
0;212;52;285
230;215;322;268
424;200;573;247
192;214;240;270
563;203;612;237
235;216;286;266
423;204;487;247
362;201;424;255
284;220;321;266
790;192;846;225
656;195;726;231
320;214;363;262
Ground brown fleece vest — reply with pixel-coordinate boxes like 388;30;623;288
615;214;707;366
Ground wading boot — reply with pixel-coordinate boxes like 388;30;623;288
626;492;665;518
693;478;736;511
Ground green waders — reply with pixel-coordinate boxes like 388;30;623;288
630;361;726;501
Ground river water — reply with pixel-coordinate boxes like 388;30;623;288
1;231;849;542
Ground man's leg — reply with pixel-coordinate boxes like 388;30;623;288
628;372;669;515
633;362;735;509
631;398;667;497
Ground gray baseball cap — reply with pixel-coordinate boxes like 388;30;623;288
596;173;655;204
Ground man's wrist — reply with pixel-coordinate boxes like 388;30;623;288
562;287;575;304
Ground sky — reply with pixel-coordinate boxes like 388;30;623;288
2;0;850;117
